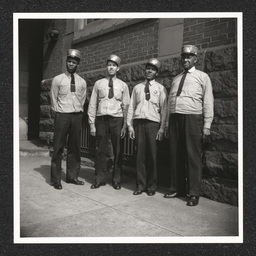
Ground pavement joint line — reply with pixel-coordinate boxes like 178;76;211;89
107;203;183;237
21;204;182;237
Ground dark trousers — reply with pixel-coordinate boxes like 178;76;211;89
134;119;159;192
168;114;203;196
51;112;83;183
95;115;124;183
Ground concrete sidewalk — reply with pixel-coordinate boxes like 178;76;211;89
18;141;239;239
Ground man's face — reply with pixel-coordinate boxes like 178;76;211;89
145;64;158;81
107;61;119;76
66;57;79;73
181;54;197;70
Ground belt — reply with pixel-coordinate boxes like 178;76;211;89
56;111;82;115
96;115;122;122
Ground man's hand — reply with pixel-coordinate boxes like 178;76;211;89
129;127;135;140
90;131;96;137
164;129;169;139
120;126;127;139
203;128;210;139
156;130;164;141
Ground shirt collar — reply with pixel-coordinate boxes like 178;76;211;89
107;75;117;81
65;71;76;77
185;66;196;74
144;79;155;85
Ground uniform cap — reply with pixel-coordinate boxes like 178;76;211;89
67;49;81;60
181;45;198;56
146;58;161;71
107;54;121;66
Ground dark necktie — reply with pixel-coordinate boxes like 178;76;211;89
176;70;188;96
108;77;114;99
145;80;150;101
70;73;76;92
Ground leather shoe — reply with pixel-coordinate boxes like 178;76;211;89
91;182;106;189
53;182;62;190
147;191;156;196
133;190;143;195
112;182;121;190
164;191;178;198
66;179;84;185
187;196;199;206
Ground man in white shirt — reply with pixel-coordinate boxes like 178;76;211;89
164;45;214;206
127;58;167;196
88;55;130;190
50;49;87;190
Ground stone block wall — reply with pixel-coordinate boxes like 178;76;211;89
39;18;238;205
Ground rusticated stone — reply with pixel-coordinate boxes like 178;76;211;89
211;140;238;153
131;64;146;81
203;151;238;179
117;66;131;82
41;79;52;92
195;52;204;71
40;91;51;105
39;119;54;132
86;85;94;101
214;98;238;124
209;70;237;97
85;71;107;87
127;81;141;94
211;124;238;143
205;47;237;72
162;77;173;90
40;105;54;119
160;57;182;77
201;177;238;206
39;131;54;145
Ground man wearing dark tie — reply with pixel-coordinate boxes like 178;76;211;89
50;49;87;190
164;45;214;206
127;58;167;196
88;55;130;190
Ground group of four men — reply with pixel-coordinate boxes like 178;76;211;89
50;45;214;207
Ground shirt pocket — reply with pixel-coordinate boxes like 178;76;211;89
59;84;69;95
135;90;143;103
114;86;123;101
149;89;160;105
98;87;107;99
184;83;199;93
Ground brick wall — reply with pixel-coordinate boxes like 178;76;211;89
183;18;237;49
75;19;159;73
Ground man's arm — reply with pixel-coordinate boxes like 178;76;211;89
81;80;87;107
120;83;131;138
87;82;98;136
50;76;59;112
156;86;168;141
202;74;214;130
127;89;136;140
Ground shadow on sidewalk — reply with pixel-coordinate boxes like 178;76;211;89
33;165;65;185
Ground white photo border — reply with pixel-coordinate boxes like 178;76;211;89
13;12;243;244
